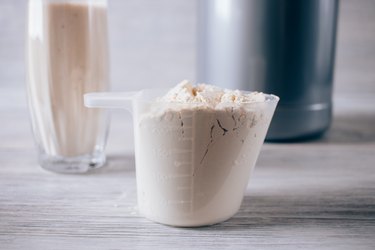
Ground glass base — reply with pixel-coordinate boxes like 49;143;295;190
39;151;106;174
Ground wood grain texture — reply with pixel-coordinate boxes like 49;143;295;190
1;91;375;250
1;0;375;249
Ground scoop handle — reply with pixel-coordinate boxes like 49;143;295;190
84;92;139;112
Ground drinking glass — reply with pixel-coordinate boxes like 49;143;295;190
26;0;110;173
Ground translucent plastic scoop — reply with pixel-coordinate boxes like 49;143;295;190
84;91;140;111
84;89;279;227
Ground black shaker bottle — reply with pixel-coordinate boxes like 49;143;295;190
197;0;339;141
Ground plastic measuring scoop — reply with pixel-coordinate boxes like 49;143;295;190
84;89;279;227
85;91;140;111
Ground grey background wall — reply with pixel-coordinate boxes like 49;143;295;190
0;0;375;95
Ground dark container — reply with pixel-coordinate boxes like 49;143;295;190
197;0;339;141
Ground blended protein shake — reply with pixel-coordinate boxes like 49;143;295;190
27;1;109;163
133;81;278;226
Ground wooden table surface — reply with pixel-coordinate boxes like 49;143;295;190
0;89;374;250
1;0;375;249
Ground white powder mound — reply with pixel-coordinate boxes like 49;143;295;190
159;80;266;109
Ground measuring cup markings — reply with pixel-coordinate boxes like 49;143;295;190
152;148;193;159
154;171;195;211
